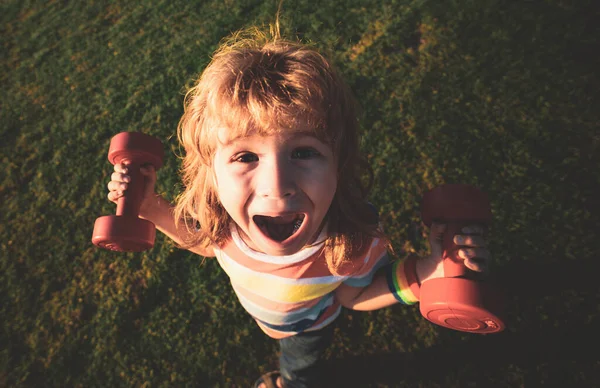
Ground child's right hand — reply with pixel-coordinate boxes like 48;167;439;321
107;162;157;215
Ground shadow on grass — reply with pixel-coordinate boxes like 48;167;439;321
324;257;599;386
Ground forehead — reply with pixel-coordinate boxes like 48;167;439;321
216;126;322;148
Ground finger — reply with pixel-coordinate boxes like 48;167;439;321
108;180;128;192
458;248;487;272
465;251;491;272
114;163;129;174
461;225;485;235
458;247;489;260
111;171;131;183
453;234;486;247
107;190;123;202
458;248;490;272
464;257;487;272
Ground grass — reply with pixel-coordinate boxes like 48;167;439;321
1;0;598;386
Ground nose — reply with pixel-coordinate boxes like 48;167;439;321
256;156;297;199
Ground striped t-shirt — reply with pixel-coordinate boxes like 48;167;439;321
213;225;389;339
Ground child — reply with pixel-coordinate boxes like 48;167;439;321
106;27;490;388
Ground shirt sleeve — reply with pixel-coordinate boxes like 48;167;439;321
342;237;390;288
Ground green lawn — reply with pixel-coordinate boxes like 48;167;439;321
1;0;598;386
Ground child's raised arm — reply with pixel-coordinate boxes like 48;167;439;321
336;223;490;311
335;270;401;310
107;162;215;257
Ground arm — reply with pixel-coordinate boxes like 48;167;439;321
336;256;421;311
337;223;490;311
140;194;216;258
336;269;402;310
108;162;215;258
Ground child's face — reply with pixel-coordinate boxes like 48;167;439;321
213;130;337;256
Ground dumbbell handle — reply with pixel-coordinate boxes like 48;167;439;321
115;160;144;218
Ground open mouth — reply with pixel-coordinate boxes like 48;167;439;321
253;214;305;242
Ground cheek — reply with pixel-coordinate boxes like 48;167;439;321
214;174;234;203
307;166;337;206
212;167;251;217
211;163;230;205
324;180;338;205
212;158;233;196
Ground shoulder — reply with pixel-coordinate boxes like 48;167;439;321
354;236;388;263
333;236;388;277
189;244;217;257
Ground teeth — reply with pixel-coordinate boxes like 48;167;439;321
293;218;302;232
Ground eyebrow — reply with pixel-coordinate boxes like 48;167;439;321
218;130;319;147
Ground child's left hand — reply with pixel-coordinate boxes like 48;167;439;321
417;222;492;284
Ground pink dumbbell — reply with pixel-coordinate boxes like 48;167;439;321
92;132;164;252
419;184;506;333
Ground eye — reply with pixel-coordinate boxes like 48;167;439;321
233;152;258;163
291;147;320;160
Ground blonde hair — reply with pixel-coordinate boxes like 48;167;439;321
174;27;387;273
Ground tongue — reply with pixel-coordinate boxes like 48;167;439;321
266;221;295;241
255;215;302;242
